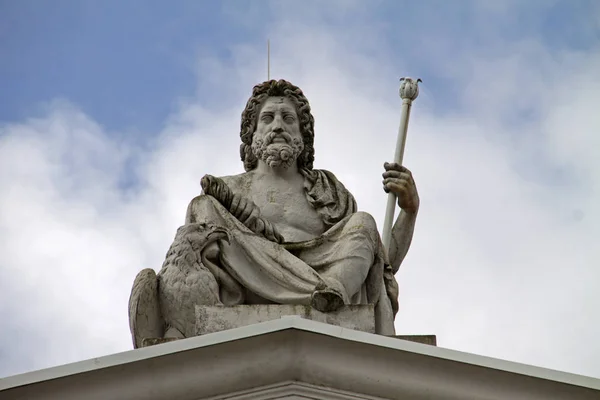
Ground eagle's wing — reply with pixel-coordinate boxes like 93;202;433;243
128;268;164;348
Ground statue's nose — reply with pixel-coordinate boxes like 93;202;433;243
272;117;284;132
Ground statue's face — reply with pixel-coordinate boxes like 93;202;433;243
251;96;304;169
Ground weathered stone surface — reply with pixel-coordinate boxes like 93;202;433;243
196;304;376;335
128;79;420;348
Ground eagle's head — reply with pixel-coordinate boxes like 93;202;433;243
160;223;231;272
174;223;231;247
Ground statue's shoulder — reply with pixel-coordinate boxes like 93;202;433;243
313;168;342;182
309;168;350;190
186;171;253;223
190;171;252;203
218;172;253;193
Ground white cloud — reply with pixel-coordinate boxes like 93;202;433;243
1;2;599;379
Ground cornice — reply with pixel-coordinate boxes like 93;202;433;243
1;317;599;400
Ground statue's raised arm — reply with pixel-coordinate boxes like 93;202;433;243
382;162;419;272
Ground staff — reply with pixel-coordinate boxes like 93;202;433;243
382;77;421;255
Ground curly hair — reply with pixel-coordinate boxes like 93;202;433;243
240;79;315;171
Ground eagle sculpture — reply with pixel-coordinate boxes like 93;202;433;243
128;222;229;348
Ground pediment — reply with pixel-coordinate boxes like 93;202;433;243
1;317;599;400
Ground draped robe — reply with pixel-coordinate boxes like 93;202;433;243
184;169;399;335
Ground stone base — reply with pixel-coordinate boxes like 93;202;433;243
195;304;375;335
141;337;179;348
393;335;437;346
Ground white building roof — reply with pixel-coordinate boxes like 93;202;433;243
1;316;599;399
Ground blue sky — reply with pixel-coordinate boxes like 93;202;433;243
1;0;600;380
4;1;597;130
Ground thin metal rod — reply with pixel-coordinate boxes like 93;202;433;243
267;39;270;80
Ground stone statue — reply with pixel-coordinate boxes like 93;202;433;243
129;80;419;348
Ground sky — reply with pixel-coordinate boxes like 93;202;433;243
1;0;600;381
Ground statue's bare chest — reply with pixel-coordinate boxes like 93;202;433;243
249;182;325;242
222;172;325;242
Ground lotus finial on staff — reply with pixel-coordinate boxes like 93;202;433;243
399;77;422;102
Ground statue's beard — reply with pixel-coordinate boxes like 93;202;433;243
251;131;304;169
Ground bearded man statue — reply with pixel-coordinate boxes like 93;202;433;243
128;79;419;347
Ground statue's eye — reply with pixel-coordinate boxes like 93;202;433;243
284;115;295;123
261;114;273;123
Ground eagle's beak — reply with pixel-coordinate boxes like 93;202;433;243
207;227;231;245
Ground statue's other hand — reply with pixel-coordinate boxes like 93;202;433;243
382;162;419;214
